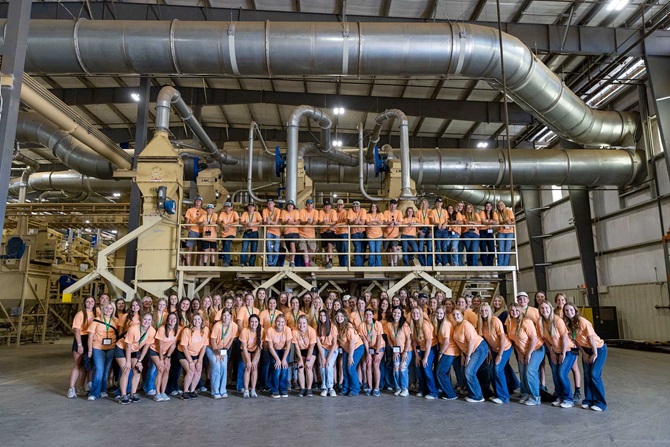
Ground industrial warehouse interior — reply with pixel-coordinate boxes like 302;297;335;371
1;0;669;446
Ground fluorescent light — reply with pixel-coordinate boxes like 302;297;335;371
607;0;628;11
333;194;338;198
131;93;141;102
112;192;121;197
333;107;345;115
85;220;90;224
476;142;488;148
333;140;343;147
111;230;118;234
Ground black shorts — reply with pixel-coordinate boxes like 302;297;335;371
284;233;299;240
149;348;159;357
72;335;89;354
383;240;399;250
114;345;141;359
177;350;198;362
201;240;217;250
321;231;336;247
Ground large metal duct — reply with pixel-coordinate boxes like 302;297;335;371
6;20;637;147
425;186;520;207
15;113;114;179
156;86;237;165
8;171;131;196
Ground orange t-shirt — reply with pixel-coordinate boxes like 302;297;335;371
89;316;119;350
199;212;219;241
452;320;483;353
239;327;262;352
209;321;238;350
281;209;301;235
285;310;305;330
299;208;319;239
185;207;206;233
153;326;182;355
338;324;363;353
318;325;339;350
540;317;575;353
265;326;293;350
402;216;418;237
335;209;350;235
435;319;460;356
570;317;604;349
240;211;262;232
259;309;283;330
494;208;515;234
506;318;543;354
348;208;367;234
262;208;281;237
431;208;448;228
480;317;512;352
236;305;260;329
72;310;96;335
479;210;496;232
464;309;479;327
385;322;412;352
365;213;384;239
412;320;435;351
447;212;464;235
218;210;239;238
319;209;338;234
358;321;385;350
178;326;210;357
292;326;318;350
462;213;482;235
117;324;156;353
349;310;365;329
383;209;403;238
417;209;432;228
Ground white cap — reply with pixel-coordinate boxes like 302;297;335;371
516;291;528;297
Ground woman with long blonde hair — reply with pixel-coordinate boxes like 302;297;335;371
494;200;515;266
478;303;512;403
538;301;576;408
409;306;438;399
506;303;545;406
67;295;96;398
461;202;481;266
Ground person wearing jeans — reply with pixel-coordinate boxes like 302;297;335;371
401;207;419;266
208;310;238;398
218;201;239;267
416;198;433;266
433;307;458;400
451;309;487;402
479;201;497;266
386;307;412;396
495;200;515;266
262;198;281;267
461;203;481;266
317;310;339;397
409;307;439;399
266;314;292;398
507;303;545;406
86;303;118;400
431;198;448;266
365;203;384;267
348;201;367;267
333;310;364;396
240;202;262;266
478;303;513;403
564;303;608;411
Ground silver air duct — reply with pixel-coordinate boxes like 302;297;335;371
15;113;114;179
156;86;237;165
8;171;131;196
5;20;637;147
426;186;520;207
368;110;412;199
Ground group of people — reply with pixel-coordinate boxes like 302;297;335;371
67;288;607;411
183;196;516;268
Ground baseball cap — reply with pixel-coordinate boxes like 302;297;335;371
224;201;232;207
343;294;351;301
336;199;344;205
418;293;428;299
352;201;361;206
435;197;443;203
194;195;203;202
287;199;295;206
389;199;398;204
267;198;274;203
310;287;319;293
516;291;528;298
206;204;215;209
323;199;331;206
306;199;314;204
247;202;255;207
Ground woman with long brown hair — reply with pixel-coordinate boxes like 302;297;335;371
116;312;156;404
333;310;364;396
152;312;181;402
409;306;438;399
506;303;545;406
538;301;576;408
317;309;339;397
67;295;96;399
478;303;513;404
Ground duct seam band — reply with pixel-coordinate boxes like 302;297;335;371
341;23;349;75
227;22;241;76
265;21;272;78
73;20;92;76
170;19;183;75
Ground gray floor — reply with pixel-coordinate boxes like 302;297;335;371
1;339;669;447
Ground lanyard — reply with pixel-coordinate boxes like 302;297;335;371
221;323;230;342
181;312;189;326
248;213;254;222
437;209;442;220
422;211;427;221
269;310;276;325
246;306;254;316
293;311;300;324
366;323;374;342
103;316;111;335
393;323;399;340
157;314;163;328
358;311;363;323
139;326;149;344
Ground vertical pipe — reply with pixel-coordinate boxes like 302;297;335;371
358;123;384;202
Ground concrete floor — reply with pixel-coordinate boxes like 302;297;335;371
1;339;669;447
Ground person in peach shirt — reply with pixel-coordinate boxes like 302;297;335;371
506;302;545;406
198;204;219;266
67;295;96;399
317;310;339;397
383;199;403;266
479;201;498;266
319;199;338;269
334;199;350;267
451;308;488;402
494;200;515;266
238;314;263;398
240;202;262;266
386;306;412;397
554;292;581;402
365;203;385;267
115;312;156;404
333;310;364;396
433;306;460;401
299;199;319;267
401;207;419;266
359;309;385;396
218;201;239;267
266;314;292;398
478;303;513;404
85;302;119;401
293;315;318;396
445;204;463;266
151;312;181;402
348;201;367;267
409;306;438;399
258;296;283;392
177;313;209;400
461;202;481;266
431;197;449;266
207;309;238;399
416;197;434;266
183;195;206;266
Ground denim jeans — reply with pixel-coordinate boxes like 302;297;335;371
320;348;338;390
549;350;577;402
433;228;447;265
464;342;488;400
166;355;182;394
222;235;234;265
89;348;115;398
237;357;246;392
142;360;157;394
342;345;364;396
435;353;458;399
497;232;514;266
351;232;366;267
416;347;439;398
269;349;290;395
401;235;419;266
480;230;495;266
417;228;433;266
489;346;513;402
265;233;280;266
445;231;460;266
505;360;520;392
582;345;607;410
240;231;259;266
393;350;413;391
336;233;349;267
518;346;545;404
206;346;229;396
368;237;382;266
258;349;271;389
462;230;480;266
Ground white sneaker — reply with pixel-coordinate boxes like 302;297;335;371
85;382;92;392
394;389;402;396
328;389;337;397
581;403;591;409
524;400;540;406
243;390;250;399
591;405;603;412
560;401;574;408
147;390;156;397
153;394;162;401
320;389;328;397
490;397;503;404
416;392;424;397
399;389;409;397
465;397;485;403
87;396;96;401
100;392;108;398
67;388;77;399
552;399;562;407
424;395;436;400
250;390;258;398
163;394;171;401
213;394;222;400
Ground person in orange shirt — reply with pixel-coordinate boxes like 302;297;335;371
151;312;180;402
281;200;301;267
383;199;403;267
444;204;463;266
239;202;262;266
207;309;238;399
319;199;338;269
317;310;339;397
115;312;156;404
299;199;319;267
431;198;449;266
333;310;364;396
236;293;260;330
479;201;497;266
461;202;481;266
238;314;263;398
455;296;478;327
334;199;350;267
553;293;581;400
451;308;488;402
495;200;515;266
401;206;419;266
506;302;545;406
184;195;206;266
307;295;323;329
538;302;577;408
266;314;292;398
286;296;305;330
348;201;367;267
197;204;219;266
67;295;96;399
365;203;385;267
143;297;168;397
178;313;209;400
564;303;607;411
262;198;281;267
86;302;119;401
409;306;438;399
349;297;367;329
386;306;412;397
478;303;513;404
433;306;459;400
416;197;434;267
259;296;283;391
359;309;385;396
293;315;317;396
218;201;239;267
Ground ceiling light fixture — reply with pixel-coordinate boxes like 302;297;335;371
112;192;121;197
131;93;141;102
476;142;488;148
333;107;345;115
606;0;628;11
333;140;343;147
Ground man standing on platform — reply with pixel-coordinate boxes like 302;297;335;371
218;201;239;267
348;201;367;267
240;202;262;266
184;195;206;266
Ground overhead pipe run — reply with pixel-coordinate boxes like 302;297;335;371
427;186;521;207
370;109;413;199
156;86;237;165
8;171;131;196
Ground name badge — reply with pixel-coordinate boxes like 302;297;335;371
487;229;493;234
368;348;375;355
220;349;227;357
392;346;401;354
338;348;343;354
504;226;510;230
102;338;112;346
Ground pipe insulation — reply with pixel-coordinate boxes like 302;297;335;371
5;20;638;147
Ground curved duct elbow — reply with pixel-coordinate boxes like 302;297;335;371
15;113;114;179
10;171;131;196
156;86;237;165
425;186;520;207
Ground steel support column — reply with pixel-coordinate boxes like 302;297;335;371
644;53;670;177
0;0;31;230
124;77;151;286
520;186;548;294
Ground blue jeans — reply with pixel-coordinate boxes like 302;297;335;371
342;345;364;396
464;342;488;400
583;345;607;410
462;230;480;266
221;235;234;265
549;350;577;403
336;233;348;267
518;346;545;404
401;235;419;266
240;231;259;266
269;349;290;395
434;228;447;265
393;351;413;391
237;357;246;392
480;230;495;266
445;231;460;266
320;348;338;390
416;347;439;398
417;228;433;266
266;233;280;266
206;347;229;396
435;353;458;399
142;360;157;394
505;360;520;392
368;237;382;266
89;348;114;398
497;232;514;266
490;346;513;402
351;232;366;267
